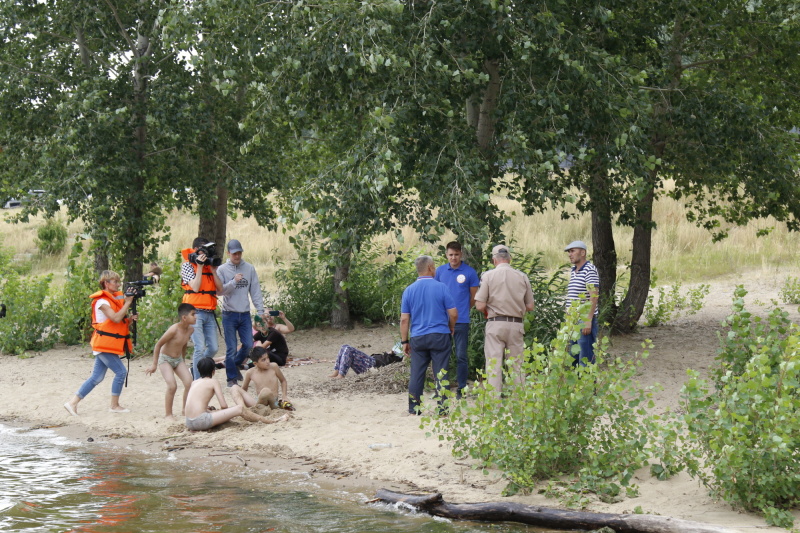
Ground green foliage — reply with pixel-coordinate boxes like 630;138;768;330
779;276;800;304
272;246;335;328
134;254;186;354
34;218;68;256
55;243;96;345
0;266;57;355
642;276;710;327
427;305;655;503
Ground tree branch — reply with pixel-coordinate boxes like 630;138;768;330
102;0;138;58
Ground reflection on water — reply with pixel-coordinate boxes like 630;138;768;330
0;423;564;532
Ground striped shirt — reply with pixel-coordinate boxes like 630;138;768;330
566;261;599;315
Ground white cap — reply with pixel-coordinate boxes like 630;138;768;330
564;240;588;251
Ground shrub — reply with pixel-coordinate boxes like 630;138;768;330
34;218;68;255
348;244;417;324
271;246;335;328
0;269;57;354
134;254;186;354
779;276;800;304
642;273;709;327
55;243;96;345
427;304;655;503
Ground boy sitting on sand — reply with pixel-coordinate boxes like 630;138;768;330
145;303;196;420
235;346;294;411
184;357;288;431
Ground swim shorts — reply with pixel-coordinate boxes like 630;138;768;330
158;352;183;369
185;412;214;431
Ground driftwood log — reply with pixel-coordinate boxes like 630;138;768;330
374;489;737;533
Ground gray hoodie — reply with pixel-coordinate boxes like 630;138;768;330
217;258;266;314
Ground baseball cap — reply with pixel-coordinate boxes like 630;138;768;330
491;244;509;256
564;240;588;251
227;239;244;253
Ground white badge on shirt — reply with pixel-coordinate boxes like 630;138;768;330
457;274;466;284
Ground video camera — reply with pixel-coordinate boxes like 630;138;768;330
188;242;222;267
124;278;155;299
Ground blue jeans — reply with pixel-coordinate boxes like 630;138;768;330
572;316;598;367
223;311;253;382
408;333;451;414
452;323;470;391
76;352;128;398
191;309;219;380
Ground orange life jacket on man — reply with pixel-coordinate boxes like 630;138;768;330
181;247;218;310
89;290;132;356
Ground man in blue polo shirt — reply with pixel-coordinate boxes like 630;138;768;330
400;255;458;415
434;241;480;398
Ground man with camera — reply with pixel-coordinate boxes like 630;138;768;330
217;239;270;387
181;237;224;380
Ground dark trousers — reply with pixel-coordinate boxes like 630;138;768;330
408;332;451;414
452;322;470;391
223;311;253;382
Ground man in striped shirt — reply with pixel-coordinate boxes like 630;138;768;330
564;240;599;366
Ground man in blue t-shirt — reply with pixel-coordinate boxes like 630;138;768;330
400;255;458;415
434;241;480;398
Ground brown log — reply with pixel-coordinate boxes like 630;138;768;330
374;489;737;533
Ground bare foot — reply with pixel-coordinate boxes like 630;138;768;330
240;406;272;424
328;371;339;378
278;414;291;422
165;415;176;421
332;374;344;379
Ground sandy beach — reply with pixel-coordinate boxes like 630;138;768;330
1;268;799;532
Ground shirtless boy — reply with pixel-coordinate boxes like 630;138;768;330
184;357;287;431
145;303;196;420
235;346;294;411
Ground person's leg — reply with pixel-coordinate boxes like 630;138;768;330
505;323;525;387
191;311;209;380
453;323;470;393
429;333;452;410
331;345;347;377
337;345;355;377
230;384;257;407
576;316;598;366
203;310;219;358
483;322;504;394
349;348;375;375
407;336;431;414
222;312;239;382
159;362;178;418
68;355;110;413
233;313;253;370
210;404;244;426
103;353;128;411
174;361;193;416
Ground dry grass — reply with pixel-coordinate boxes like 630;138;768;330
2;189;799;292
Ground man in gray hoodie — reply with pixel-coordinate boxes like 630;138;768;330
217;239;270;387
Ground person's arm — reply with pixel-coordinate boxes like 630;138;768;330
213;380;229;410
241;369;252;392
583;285;599;335
475;300;487;313
217;265;236;296
274;365;289;402
249;269;267;316
276;311;294;333
400;312;411;356
447;308;458;335
469;286;478;309
147;327;172;375
97;297;133;324
211;265;224;294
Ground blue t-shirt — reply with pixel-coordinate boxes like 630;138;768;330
435;262;480;324
401;277;456;337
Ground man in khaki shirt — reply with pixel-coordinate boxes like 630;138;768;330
474;245;535;394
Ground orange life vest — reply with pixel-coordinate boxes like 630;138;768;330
89;290;132;356
181;247;218;310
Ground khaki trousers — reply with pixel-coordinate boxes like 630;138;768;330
484;320;525;394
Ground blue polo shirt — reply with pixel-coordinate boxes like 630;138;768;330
401;277;456;337
435;262;480;324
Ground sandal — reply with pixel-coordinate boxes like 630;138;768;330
278;400;295;411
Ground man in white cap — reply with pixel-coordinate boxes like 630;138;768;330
474;245;535;394
564;240;600;366
217;239;270;387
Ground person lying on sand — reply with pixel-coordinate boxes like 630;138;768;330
329;344;403;379
145;303;196;420
184;357;288;431
240;346;294;411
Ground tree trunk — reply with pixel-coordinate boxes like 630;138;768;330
590;164;619;327
614;184;655;333
374;490;736;533
198;183;228;248
331;247;353;329
93;249;109;276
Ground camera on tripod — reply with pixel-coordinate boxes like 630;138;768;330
188;242;222;267
124;278;155;299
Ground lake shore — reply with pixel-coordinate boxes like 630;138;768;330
1;268;798;532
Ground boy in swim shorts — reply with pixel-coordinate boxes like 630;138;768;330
185;357;289;431
145;303;197;420
236;346;294;411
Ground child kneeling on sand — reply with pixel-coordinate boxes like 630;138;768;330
184;357;288;431
235;346;294;412
145;303;196;420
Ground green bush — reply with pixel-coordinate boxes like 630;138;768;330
55;243;96;345
427;304;655;503
34;218;68;255
779;276;800;304
0;269;58;355
642;274;709;327
348;244;417;324
134;254;186;354
272;246;335;328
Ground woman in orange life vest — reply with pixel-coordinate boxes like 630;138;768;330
64;270;138;416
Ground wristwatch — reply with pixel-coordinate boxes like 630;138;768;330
401;340;409;344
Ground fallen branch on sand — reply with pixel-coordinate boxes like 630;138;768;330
373;490;736;533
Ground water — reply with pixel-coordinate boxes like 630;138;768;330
0;423;566;532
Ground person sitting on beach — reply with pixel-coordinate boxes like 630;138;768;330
145;262;162;283
145;303;196;420
237;346;294;411
184;357;285;431
253;312;294;366
329;344;404;379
